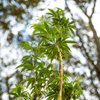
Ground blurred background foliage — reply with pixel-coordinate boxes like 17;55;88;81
0;0;100;100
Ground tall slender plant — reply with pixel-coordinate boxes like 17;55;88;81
10;8;82;100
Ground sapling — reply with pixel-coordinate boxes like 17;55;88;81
10;8;82;100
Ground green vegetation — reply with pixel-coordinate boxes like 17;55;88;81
10;8;82;100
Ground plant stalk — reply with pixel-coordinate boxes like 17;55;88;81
57;46;63;100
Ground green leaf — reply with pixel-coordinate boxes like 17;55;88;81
65;40;77;44
48;8;57;16
19;41;33;51
17;63;34;71
44;20;50;32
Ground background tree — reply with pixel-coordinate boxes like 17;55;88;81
0;0;100;99
64;0;100;99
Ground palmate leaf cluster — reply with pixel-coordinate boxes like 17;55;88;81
32;8;76;61
10;8;82;100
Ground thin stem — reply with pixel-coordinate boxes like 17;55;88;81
57;46;63;100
